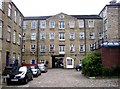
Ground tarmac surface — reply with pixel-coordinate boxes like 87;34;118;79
1;69;119;88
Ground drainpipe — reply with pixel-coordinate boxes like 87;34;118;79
37;20;39;64
84;19;86;56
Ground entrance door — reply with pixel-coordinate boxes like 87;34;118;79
6;52;10;66
66;57;74;68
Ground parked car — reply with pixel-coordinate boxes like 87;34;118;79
6;66;33;85
38;64;48;73
29;65;41;77
76;63;82;71
2;66;13;76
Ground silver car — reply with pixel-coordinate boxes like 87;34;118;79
38;64;48;73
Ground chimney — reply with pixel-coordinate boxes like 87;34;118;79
109;0;117;4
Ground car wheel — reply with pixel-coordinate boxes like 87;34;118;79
31;75;33;80
24;77;28;84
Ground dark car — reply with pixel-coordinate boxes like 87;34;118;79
6;66;33;85
76;63;82;71
2;66;13;76
38;64;48;73
30;65;41;77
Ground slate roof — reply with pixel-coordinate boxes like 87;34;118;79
24;15;102;20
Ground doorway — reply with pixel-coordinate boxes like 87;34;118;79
52;55;64;68
6;51;10;66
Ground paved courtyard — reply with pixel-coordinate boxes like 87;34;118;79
1;69;119;87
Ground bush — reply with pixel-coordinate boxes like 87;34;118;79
82;51;102;77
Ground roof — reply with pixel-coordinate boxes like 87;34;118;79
24;15;102;20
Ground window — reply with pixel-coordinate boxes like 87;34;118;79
49;32;55;40
40;60;46;64
59;21;65;29
31;21;36;29
0;0;4;10
12;53;16;63
88;20;94;28
59;32;65;41
40;32;46;40
22;33;25;40
18;34;21;45
31;33;36;40
70;32;75;39
59;45;65;54
79;45;85;52
0;21;2;38
23;21;26;29
22;45;25;52
49;44;55;52
99;32;103;39
6;26;11;42
90;44;94;51
89;32;95;39
40;45;46;52
19;15;22;26
69;20;75;28
79;32;84;39
49;20;55;28
30;59;36;64
70;44;75;52
30;44;36;52
40;21;46;29
78;20;84;28
14;10;17;22
67;59;72;65
18;54;20;64
13;30;16;43
104;20;108;31
8;3;12;17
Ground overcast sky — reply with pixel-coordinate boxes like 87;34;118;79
11;0;115;16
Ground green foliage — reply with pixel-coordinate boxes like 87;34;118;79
82;51;102;77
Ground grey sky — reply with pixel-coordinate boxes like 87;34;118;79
12;0;115;16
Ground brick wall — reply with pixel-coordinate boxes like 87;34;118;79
100;47;120;68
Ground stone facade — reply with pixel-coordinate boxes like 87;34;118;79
0;1;23;70
0;0;120;69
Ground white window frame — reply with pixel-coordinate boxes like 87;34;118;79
88;20;94;28
40;45;46;52
40;21;46;29
30;44;36;52
18;34;21;45
49;44;55;52
78;20;84;28
19;15;22;26
8;3;12;17
59;21;65;29
70;32;75;39
6;26;11;42
23;21;26;29
49;20;55;28
70;44;75;52
79;44;85;52
59;32;65;41
31;21;36;29
22;33;26;40
13;30;16;43
90;32;95;39
0;0;4;10
22;45;25;52
14;10;17;23
0;21;2;38
79;32;84;39
12;53;16;63
69;20;75;28
99;32;103;39
40;32;46;40
59;45;65;54
49;32;55;40
31;33;36;40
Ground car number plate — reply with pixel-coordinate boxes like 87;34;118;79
11;79;18;81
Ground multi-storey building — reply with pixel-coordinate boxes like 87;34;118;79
22;13;103;68
0;0;120;70
99;1;120;41
0;1;23;70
